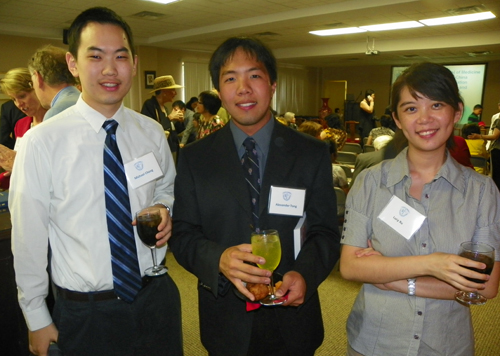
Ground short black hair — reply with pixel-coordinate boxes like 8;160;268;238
172;100;186;110
380;114;393;128
209;37;277;91
68;7;135;59
364;89;375;100
473;104;483;110
198;91;222;115
186;97;198;110
461;124;481;138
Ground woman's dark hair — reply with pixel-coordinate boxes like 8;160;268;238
461;124;481;138
68;7;136;58
391;62;463;149
198;91;222;115
172;100;186;110
186;97;198;110
364;89;375;101
209;37;277;91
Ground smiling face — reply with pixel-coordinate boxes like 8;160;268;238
218;48;276;136
66;22;137;118
394;86;462;155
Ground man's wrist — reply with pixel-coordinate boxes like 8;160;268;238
153;202;171;214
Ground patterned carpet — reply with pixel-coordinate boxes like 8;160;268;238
167;250;500;355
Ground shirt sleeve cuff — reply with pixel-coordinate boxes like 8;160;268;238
24;304;52;331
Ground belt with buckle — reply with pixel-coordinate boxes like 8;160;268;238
56;275;157;302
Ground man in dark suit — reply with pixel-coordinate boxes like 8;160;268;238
170;37;340;356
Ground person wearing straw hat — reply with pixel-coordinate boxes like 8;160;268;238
141;75;183;162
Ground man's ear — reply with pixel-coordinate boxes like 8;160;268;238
33;71;44;89
66;52;79;78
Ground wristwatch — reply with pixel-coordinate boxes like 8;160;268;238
407;278;416;296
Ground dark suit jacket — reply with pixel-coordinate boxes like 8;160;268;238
0;100;25;149
170;120;340;356
141;96;179;153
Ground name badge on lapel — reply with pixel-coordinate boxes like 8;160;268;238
268;185;306;216
124;152;163;189
378;195;426;240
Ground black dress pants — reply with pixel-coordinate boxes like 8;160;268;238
52;274;182;356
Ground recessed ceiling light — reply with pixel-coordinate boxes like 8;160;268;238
142;0;179;4
310;27;367;36
420;11;495;26
360;21;423;31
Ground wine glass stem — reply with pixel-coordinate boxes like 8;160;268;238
151;247;158;267
269;272;275;297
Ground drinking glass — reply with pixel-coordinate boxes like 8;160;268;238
251;229;282;305
136;207;168;276
455;241;495;305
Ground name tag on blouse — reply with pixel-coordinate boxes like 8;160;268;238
268;186;306;216
124;152;163;189
378;195;426;240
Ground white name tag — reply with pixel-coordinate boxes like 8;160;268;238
124;152;163;189
377;195;426;240
268;185;306;216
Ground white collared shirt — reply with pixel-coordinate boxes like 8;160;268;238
10;97;175;331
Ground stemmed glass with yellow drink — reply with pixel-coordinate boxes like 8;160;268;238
251;229;283;305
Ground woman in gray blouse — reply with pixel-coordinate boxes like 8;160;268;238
340;62;500;356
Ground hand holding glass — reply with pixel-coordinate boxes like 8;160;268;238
136;207;168;277
251;229;282;305
455;241;495;305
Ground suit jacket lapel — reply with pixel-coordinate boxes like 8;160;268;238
210;126;253;218
259;122;296;218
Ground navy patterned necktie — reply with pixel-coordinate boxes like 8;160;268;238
241;137;261;232
102;120;142;302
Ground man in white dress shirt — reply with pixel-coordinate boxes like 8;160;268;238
10;7;181;356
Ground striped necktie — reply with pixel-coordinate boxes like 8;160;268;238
102;120;142;302
241;137;261;232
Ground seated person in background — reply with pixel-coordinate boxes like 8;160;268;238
450;135;474;170
186;96;199;112
350;135;394;187
323;137;349;193
462;124;490;158
321;126;347;151
0;100;25;149
276;116;288;126
366;114;395;146
462;124;489;172
325;111;342;129
467;104;483;123
196;90;224;140
174;100;196;148
298;120;322;138
284;111;298;129
0;67;47;189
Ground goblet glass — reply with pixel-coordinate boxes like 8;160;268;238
251;229;282;305
455;241;495;305
136;207;168;277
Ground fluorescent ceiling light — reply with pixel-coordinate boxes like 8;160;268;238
310;27;367;36
420;11;496;26
360;21;423;31
142;0;179;4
